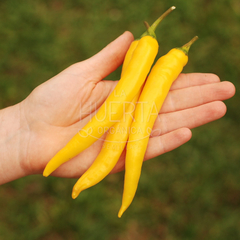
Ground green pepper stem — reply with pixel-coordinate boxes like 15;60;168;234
143;21;156;38
141;6;176;39
178;36;199;55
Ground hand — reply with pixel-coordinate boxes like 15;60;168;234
1;31;235;183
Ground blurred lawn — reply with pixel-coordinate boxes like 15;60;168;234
0;0;240;239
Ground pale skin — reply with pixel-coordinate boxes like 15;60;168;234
0;31;235;185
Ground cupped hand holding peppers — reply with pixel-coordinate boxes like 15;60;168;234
34;4;236;215
0;15;235;200
1;31;234;184
39;11;235;216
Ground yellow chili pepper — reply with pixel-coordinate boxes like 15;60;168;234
118;36;198;218
121;40;139;77
71;88;142;199
121;6;176;77
43;33;159;177
70;7;178;199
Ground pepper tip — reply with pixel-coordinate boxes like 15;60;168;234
72;187;82;199
72;191;78;199
43;169;50;177
118;211;123;218
118;206;126;218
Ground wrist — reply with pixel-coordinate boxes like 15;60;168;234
0;103;29;184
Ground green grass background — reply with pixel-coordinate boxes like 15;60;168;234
0;0;240;239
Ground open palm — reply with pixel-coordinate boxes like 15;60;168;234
19;31;235;178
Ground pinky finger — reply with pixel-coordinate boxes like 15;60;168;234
144;127;192;161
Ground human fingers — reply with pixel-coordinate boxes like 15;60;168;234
171;73;221;90
79;75;234;120
152;101;226;137
160;81;235;113
85;76;233;123
144;127;192;160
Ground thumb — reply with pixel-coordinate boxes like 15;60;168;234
72;31;134;82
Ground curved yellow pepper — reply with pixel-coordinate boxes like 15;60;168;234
43;35;159;177
71;88;142;199
118;36;198;218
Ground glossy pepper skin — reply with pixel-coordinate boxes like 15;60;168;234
71;88;142;199
43;35;159;177
118;37;198;218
